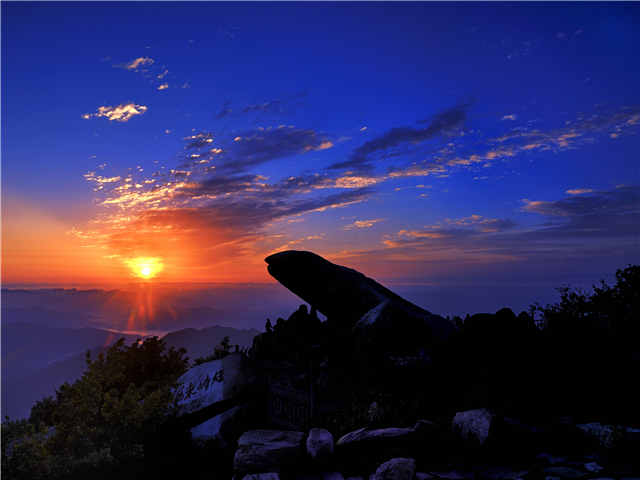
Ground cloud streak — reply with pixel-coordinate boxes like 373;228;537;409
327;98;476;172
82;103;147;122
112;57;154;71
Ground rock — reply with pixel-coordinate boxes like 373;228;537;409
374;458;417;480
414;420;440;435
174;352;259;428
584;463;604;473
265;251;452;341
481;466;531;480
336;427;421;468
451;408;495;447
451;408;548;457
430;469;475;479
307;427;335;461
352;299;447;360
190;404;251;451
416;474;435;480
323;472;346;480
575;423;640;451
234;429;307;476
541;467;588;479
242;474;281;480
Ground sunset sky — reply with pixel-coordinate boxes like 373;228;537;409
2;2;639;289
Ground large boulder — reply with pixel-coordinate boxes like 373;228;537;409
374;458;417;480
451;408;496;447
451;408;549;459
234;429;307;476
335;422;439;468
265;251;452;347
575;423;640;451
174;352;259;428
307;427;335;461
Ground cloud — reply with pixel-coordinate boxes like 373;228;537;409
500;114;518;121
326;98;476;172
75;125;374;270
178;125;332;174
112;57;154;71
492;106;639;151
521;185;639;221
566;188;595;195
382;105;638;181
379;186;639;268
216;92;308;120
82;103;147;122
343;218;386;230
158;83;169;90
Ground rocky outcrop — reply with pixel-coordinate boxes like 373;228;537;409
264;251;452;361
265;251;451;337
173;352;259;428
234;429;307;477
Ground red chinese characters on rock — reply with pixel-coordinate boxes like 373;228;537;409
174;369;224;402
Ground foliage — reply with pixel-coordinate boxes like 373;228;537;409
2;336;190;480
192;335;232;366
534;264;639;352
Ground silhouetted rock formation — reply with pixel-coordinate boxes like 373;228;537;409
264;251;452;363
265;251;452;339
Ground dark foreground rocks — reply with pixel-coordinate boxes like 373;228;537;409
231;409;640;480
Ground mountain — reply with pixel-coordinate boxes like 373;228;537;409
1;346;109;422
1;288;238;331
1;322;146;383
0;323;261;420
161;325;261;363
1;307;105;328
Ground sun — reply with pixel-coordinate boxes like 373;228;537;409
125;257;163;279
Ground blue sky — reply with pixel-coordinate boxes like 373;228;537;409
2;2;638;287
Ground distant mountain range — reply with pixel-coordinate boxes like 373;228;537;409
1;321;260;421
1;288;239;331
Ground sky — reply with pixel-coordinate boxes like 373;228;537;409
2;2;639;294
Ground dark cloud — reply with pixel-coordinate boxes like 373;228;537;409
327;98;476;171
178;125;332;174
521;185;640;239
183;132;215;150
382;186;639;265
493;106;639;146
216;92;308;121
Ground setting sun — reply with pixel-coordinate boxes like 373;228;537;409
125;257;163;279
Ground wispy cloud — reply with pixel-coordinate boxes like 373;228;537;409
379;186;639;267
343;218;386;229
177;125;332;174
327;98;476;172
82;103;147;122
112;57;154;71
216;92;308;120
74;98;638;277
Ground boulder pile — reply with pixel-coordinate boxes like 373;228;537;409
230;409;640;479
